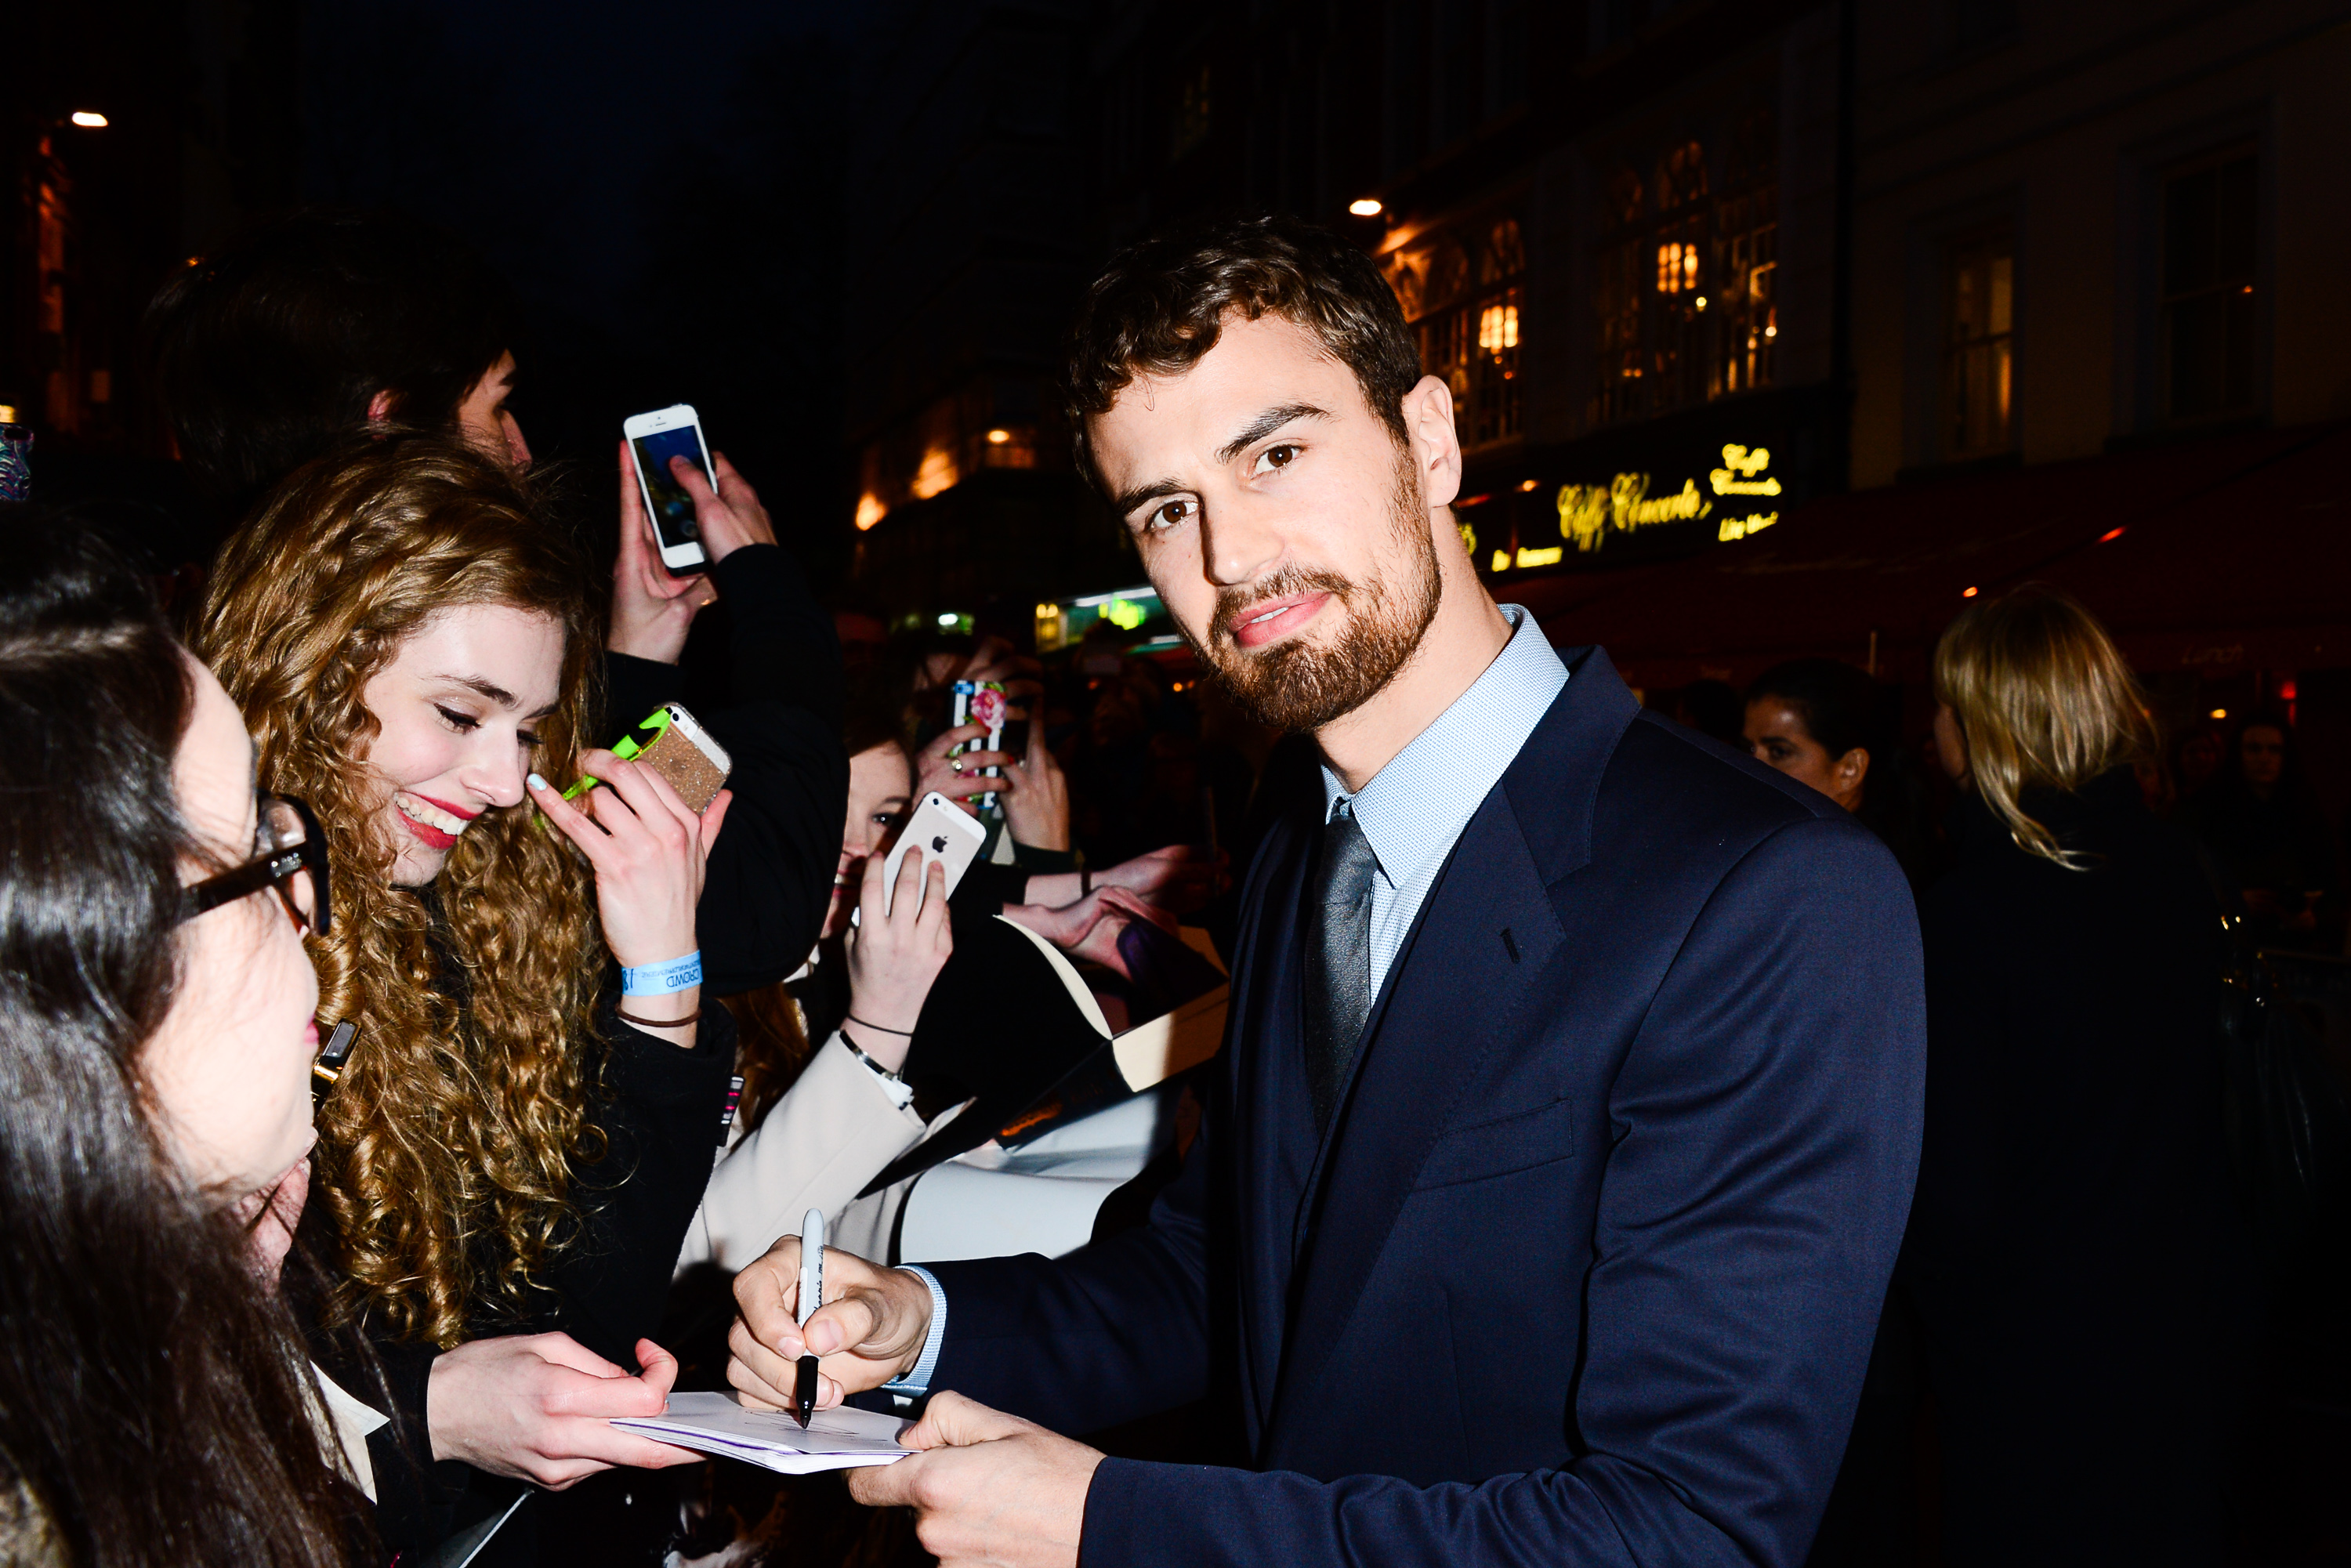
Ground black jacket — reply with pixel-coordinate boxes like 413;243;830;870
304;993;737;1565
606;542;848;997
1900;768;2248;1565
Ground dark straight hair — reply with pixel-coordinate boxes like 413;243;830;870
0;512;364;1564
1748;657;1927;875
146;207;515;512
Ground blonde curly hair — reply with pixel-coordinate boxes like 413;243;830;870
193;436;607;1347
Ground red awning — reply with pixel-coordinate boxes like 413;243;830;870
1518;422;2351;690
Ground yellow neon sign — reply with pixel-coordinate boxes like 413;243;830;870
1556;471;1713;553
1489;443;1780;573
1709;444;1780;498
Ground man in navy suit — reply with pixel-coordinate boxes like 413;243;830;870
726;217;1925;1568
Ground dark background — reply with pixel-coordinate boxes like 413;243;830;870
6;0;856;583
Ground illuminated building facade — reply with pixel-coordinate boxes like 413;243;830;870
845;0;2351;651
1845;0;2351;484
1067;0;1853;591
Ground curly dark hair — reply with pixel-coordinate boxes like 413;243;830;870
1060;215;1422;493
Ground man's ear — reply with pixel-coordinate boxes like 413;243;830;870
1400;375;1461;512
365;389;396;425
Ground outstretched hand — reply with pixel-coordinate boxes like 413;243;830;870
846;1391;1100;1568
426;1334;701;1490
1000;884;1176;977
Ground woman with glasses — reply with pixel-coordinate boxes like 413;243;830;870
0;518;363;1563
192;436;723;1559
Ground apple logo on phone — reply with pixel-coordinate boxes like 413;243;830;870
931;835;948;853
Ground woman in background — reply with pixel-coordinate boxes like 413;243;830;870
2181;708;2342;950
1901;585;2246;1566
0;520;361;1564
1743;657;1932;887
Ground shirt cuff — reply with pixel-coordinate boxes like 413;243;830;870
882;1265;947;1396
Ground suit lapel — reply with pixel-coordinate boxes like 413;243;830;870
1259;645;1638;1450
1265;791;1565;1445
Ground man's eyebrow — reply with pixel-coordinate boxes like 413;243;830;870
1215;402;1330;465
1108;404;1333;520
1110;476;1186;521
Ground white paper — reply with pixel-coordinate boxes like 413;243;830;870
610;1391;912;1475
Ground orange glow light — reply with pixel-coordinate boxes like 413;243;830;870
1962;586;1980;598
1349;198;1383;217
2099;527;2126;542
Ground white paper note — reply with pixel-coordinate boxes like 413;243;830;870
610;1391;912;1475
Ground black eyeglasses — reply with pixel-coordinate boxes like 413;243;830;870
179;792;332;939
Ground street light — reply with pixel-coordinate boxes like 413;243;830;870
70;110;108;129
1349;197;1382;217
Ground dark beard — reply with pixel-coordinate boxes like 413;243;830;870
1184;454;1444;733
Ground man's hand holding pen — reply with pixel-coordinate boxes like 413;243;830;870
729;1237;1099;1566
726;1236;932;1411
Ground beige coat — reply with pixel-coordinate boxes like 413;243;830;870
674;1031;933;1275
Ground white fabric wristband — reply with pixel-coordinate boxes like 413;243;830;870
621;951;701;996
882;1266;948;1396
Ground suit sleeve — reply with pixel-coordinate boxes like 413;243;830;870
1078;816;1928;1568
603;543;849;997
917;1094;1217;1436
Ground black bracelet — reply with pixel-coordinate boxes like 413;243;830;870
845;1012;913;1036
617;1005;701;1030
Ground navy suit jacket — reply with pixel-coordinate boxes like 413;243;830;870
922;646;1925;1567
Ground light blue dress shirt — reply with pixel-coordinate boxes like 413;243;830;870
1320;604;1568;998
886;605;1566;1397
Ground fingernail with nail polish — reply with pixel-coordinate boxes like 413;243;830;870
527;773;548;791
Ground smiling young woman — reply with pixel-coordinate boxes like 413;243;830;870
190;436;729;1553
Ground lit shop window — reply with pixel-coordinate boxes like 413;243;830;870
982;425;1038;469
1384;215;1526;451
1943;233;2015;458
2161;147;2259;422
1592;107;1777;425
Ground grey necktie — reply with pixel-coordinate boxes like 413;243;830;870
1304;803;1378;1131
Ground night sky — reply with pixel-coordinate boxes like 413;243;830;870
298;0;857;581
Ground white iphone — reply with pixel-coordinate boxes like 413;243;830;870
871;792;989;919
622;404;715;574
